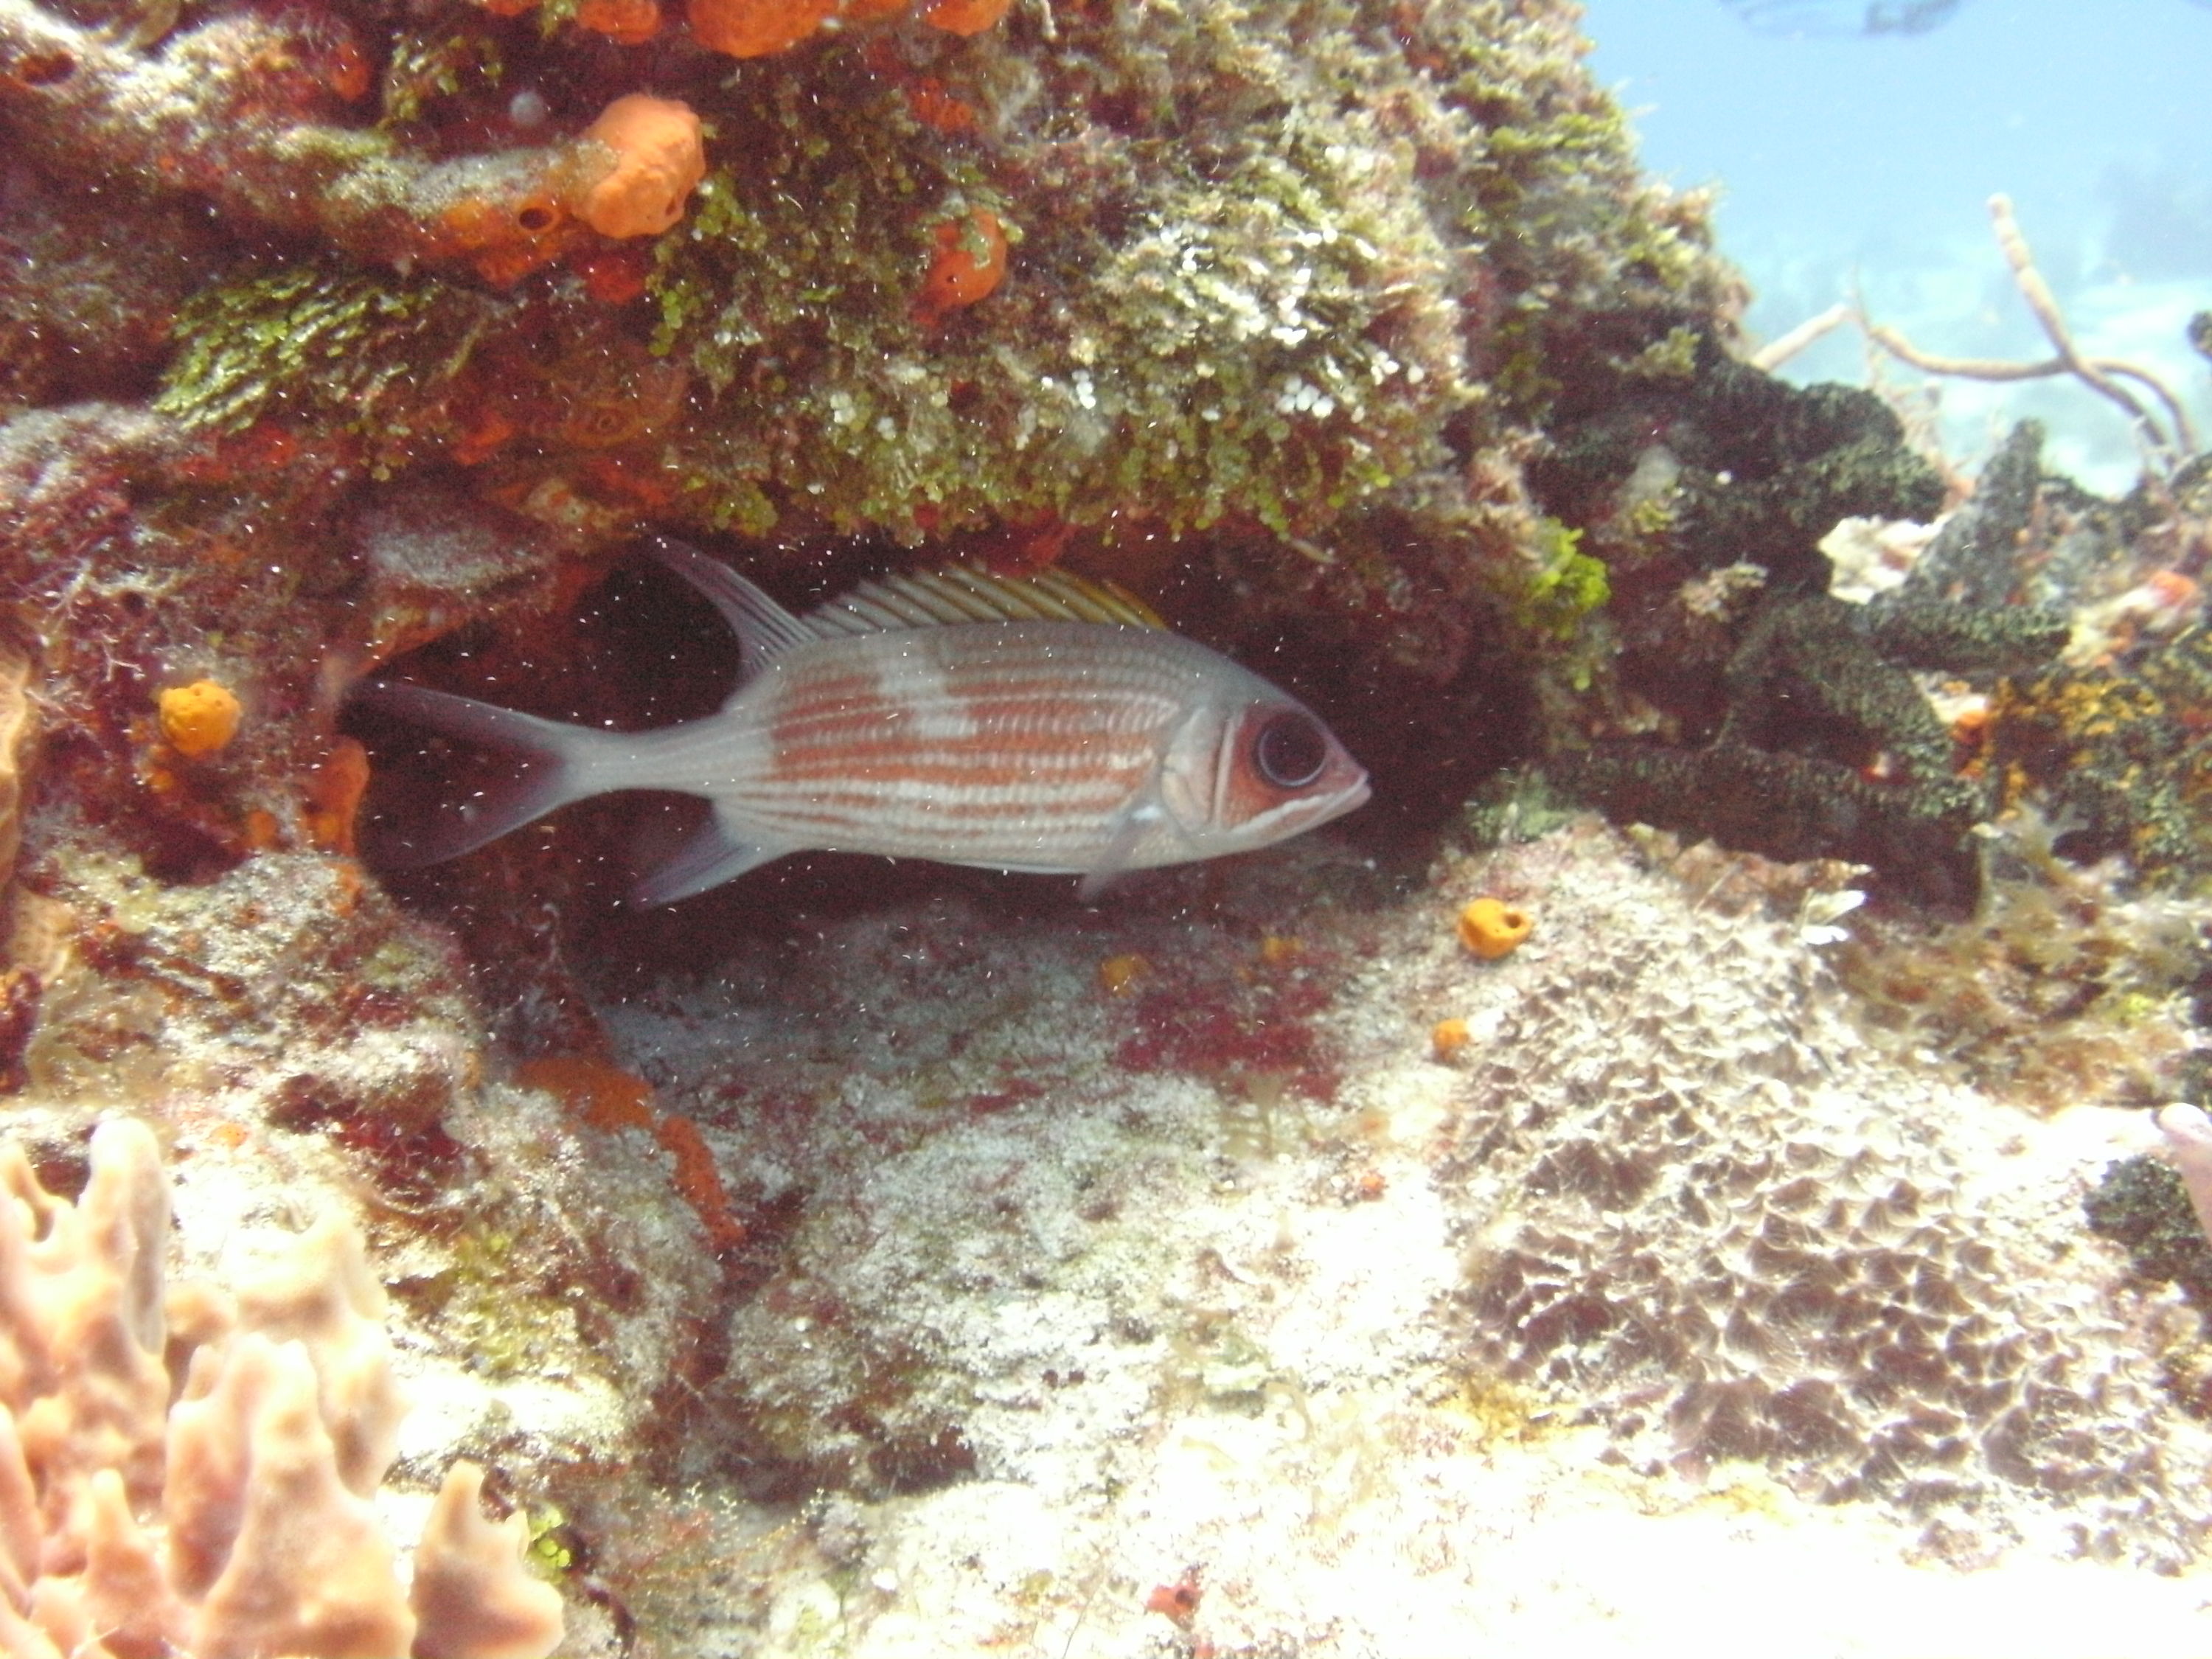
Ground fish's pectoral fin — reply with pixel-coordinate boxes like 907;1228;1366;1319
628;806;789;907
650;538;820;682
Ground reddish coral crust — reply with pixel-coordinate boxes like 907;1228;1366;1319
305;738;372;855
920;0;1009;35
517;1054;657;1133
576;0;662;41
686;0;833;58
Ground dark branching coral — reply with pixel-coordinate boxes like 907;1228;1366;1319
1534;331;1940;585
2086;1155;2212;1314
1545;397;2068;907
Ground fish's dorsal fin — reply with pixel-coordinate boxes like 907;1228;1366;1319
807;563;1167;636
652;538;821;676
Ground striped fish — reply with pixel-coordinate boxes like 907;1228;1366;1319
358;540;1370;904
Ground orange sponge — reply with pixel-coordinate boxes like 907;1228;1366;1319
577;0;663;40
688;0;832;56
1456;897;1533;960
571;94;706;238
917;208;1008;324
920;0;1009;33
159;680;243;758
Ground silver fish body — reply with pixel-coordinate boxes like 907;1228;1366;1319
359;543;1370;904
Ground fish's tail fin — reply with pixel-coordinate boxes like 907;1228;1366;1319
354;681;626;867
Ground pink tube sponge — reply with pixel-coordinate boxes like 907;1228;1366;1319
2155;1102;2212;1243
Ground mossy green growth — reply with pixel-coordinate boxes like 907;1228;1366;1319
647;45;1458;542
1426;3;1726;423
525;1506;575;1578
1625;325;1703;383
406;1223;580;1380
1461;766;1582;849
1521;518;1610;641
156;260;501;472
378;21;503;128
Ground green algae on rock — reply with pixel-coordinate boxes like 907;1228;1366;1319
156;261;507;467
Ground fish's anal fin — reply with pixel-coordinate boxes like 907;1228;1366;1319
629;807;788;907
650;538;821;680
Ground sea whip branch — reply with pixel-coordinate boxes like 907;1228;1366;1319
1855;195;2197;472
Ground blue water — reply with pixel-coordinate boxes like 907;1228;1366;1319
1579;0;2212;487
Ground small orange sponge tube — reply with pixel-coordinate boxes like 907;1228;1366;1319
158;680;243;758
572;94;706;238
1456;897;1533;960
917;208;1007;322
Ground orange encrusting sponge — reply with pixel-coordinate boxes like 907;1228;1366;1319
916;208;1008;324
687;0;834;56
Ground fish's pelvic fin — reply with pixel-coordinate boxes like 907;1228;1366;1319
630;806;787;906
354;681;608;866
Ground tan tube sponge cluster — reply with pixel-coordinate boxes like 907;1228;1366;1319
0;1119;563;1659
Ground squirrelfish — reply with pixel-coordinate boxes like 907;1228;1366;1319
358;541;1370;904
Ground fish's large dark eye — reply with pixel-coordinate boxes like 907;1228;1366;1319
1253;710;1329;788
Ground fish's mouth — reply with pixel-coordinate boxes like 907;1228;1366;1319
1309;772;1372;828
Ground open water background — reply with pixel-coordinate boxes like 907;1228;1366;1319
1579;0;2212;488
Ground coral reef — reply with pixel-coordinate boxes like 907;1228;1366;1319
1983;453;2212;884
3;0;2211;1647
0;1117;560;1659
1;0;1749;681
